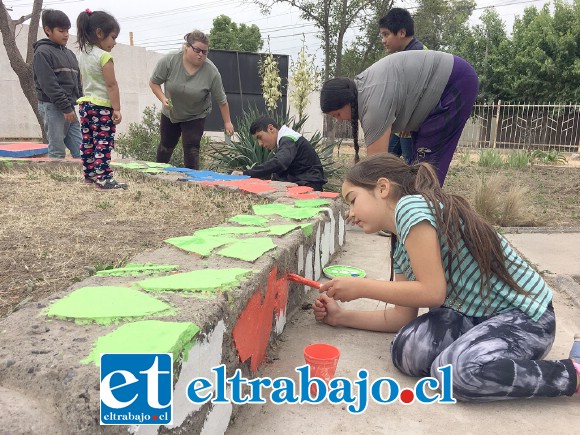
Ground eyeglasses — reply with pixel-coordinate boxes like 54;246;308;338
188;44;209;55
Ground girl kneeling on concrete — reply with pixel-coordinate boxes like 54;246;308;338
314;153;580;402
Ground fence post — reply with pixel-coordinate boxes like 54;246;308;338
492;100;501;148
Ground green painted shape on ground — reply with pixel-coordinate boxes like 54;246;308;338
217;237;277;262
253;203;321;220
111;162;148;169
145;162;172;168
165;234;236;257
96;263;179;277
137;267;254;293
141;168;165;173
267;224;301;236
294;199;331;208
44;286;174;325
301;223;313;237
228;215;269;226
82;320;200;366
194;226;267;237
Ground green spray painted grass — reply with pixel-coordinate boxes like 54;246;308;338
228;214;269;226
293;199;330;208
253;203;322;220
194;226;268;237
217;237;277;262
82;320;200;366
165;234;237;257
95;263;179;277
44;286;174;325
137;267;254;293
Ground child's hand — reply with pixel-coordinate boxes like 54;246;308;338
319;277;361;302
313;293;342;326
64;111;77;123
112;110;122;124
162;98;172;110
231;170;243;175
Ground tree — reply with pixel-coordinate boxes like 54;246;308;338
0;0;46;141
506;1;580;102
209;15;263;52
255;0;373;80
340;0;394;78
413;0;475;51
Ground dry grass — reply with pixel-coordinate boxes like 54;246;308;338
445;158;580;227
0;163;266;319
473;175;537;227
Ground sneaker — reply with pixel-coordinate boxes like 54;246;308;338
377;230;392;237
95;178;128;190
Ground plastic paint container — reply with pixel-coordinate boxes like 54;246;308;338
322;265;366;279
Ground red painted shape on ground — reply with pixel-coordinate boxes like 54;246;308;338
232;266;289;371
319;192;340;198
288;192;320;199
0;142;47;151
238;183;277;194
287;186;314;194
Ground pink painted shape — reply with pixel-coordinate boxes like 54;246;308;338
0;143;47;151
232;267;289;371
319;192;340;198
288;192;320;199
287;186;314;194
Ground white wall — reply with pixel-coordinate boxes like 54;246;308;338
1;25;325;141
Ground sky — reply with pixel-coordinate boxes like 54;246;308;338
5;0;557;64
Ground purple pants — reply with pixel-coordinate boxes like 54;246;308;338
411;56;479;186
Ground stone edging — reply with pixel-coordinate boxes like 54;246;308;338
0;158;346;434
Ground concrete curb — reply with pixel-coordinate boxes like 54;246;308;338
0;158;346;434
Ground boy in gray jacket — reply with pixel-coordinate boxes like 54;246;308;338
33;9;82;159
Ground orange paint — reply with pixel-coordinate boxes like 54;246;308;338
232;267;289;371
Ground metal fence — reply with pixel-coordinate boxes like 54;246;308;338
459;101;580;153
328;102;580;153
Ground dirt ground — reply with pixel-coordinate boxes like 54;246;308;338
1;153;579;321
0;162;266;320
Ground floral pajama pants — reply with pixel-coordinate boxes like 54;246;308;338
79;103;116;181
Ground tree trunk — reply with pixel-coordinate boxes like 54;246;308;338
0;0;46;141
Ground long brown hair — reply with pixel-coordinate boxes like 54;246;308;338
346;153;529;302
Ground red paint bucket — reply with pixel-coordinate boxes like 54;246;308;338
303;343;340;393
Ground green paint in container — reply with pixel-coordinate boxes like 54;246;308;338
323;265;366;279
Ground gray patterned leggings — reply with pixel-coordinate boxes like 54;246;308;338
391;304;577;402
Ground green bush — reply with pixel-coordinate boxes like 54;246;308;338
207;107;343;189
478;148;504;168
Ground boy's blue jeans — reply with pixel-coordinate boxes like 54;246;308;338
38;101;82;158
388;132;413;164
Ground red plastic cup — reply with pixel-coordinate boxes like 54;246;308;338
304;343;340;394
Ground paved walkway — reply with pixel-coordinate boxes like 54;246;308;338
228;226;580;434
